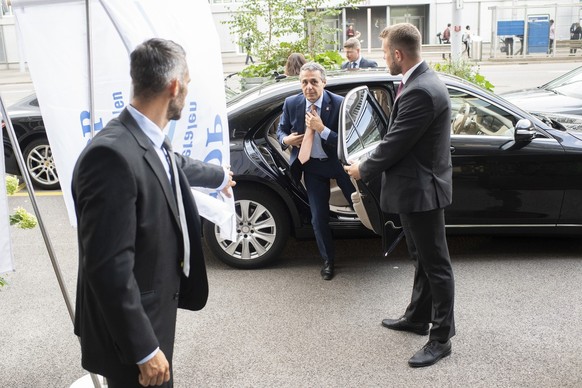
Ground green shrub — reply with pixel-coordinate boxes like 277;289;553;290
432;59;494;92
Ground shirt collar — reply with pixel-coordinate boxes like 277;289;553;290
305;95;323;111
126;104;166;149
401;60;424;86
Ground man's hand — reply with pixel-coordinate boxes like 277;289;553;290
138;350;170;386
344;161;361;180
305;110;324;133
221;168;236;198
283;132;304;147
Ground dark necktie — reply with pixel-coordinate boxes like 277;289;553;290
396;82;404;98
351;62;357;68
162;136;190;277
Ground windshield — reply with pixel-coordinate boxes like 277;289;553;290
542;66;582;99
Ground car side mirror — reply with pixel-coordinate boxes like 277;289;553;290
514;119;536;142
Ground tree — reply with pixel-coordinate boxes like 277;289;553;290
226;0;359;64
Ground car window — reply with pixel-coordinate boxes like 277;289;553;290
342;86;384;158
449;88;516;137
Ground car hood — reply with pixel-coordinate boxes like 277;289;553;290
502;88;582;116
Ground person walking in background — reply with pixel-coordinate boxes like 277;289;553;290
548;19;555;54
341;38;378;69
244;33;254;65
442;23;451;44
72;38;235;387
570;22;581;54
346;24;355;40
277;62;355;281
462;25;471;58
345;23;455;368
284;53;307;76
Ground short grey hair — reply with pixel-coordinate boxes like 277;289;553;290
130;38;188;99
299;62;326;82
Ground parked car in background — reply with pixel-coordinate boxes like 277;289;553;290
501;65;582;129
2;94;58;190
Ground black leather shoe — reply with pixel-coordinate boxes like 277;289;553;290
320;263;334;280
408;340;452;368
381;316;429;335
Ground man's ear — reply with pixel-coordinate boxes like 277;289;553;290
169;79;180;97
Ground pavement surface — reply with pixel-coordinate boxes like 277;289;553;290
1;195;581;387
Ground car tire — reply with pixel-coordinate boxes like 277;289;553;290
203;186;290;269
22;138;60;190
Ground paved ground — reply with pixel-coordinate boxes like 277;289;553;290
1;195;581;387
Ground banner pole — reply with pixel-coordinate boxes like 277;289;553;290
0;95;76;322
83;1;101;385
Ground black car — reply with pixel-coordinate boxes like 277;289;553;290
204;70;582;269
2;94;58;190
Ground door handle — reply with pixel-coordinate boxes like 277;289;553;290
450;146;455;154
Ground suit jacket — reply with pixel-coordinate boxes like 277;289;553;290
72;108;224;379
359;61;452;214
276;90;344;180
341;57;378;69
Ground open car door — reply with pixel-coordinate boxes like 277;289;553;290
338;86;404;256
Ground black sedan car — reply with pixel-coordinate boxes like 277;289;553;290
2;93;58;190
204;70;582;268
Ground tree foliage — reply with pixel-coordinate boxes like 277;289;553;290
226;0;358;64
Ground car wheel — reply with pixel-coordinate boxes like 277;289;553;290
203;186;290;269
22;138;60;190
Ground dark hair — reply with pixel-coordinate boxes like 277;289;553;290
285;53;307;76
130;38;187;99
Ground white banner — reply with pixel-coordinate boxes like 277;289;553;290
0;118;15;274
12;0;235;238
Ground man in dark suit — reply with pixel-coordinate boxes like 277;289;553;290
345;23;455;368
72;38;235;387
277;62;355;280
341;37;378;69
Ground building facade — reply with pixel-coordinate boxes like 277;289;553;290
210;0;582;54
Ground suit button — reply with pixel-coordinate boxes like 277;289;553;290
173;292;180;300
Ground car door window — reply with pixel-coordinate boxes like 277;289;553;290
449;88;516;137
341;86;385;162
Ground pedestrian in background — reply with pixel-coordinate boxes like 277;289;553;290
284;53;307;76
548;19;555;54
341;38;378;69
244;33;254;65
345;23;455;368
462;25;471;58
442;23;451;44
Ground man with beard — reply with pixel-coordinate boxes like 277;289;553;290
72;38;235;387
345;23;455;368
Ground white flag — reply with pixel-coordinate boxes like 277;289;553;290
12;0;236;239
0;118;15;274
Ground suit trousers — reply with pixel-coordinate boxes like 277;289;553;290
400;208;455;342
302;158;355;263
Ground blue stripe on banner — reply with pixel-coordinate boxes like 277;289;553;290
167;120;177;143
